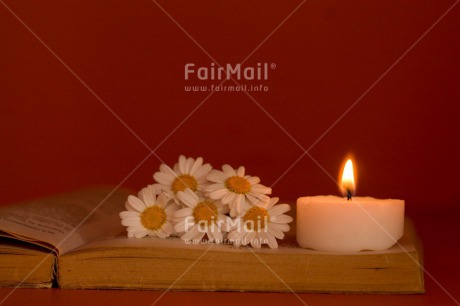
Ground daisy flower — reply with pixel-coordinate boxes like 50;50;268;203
119;185;178;238
206;165;272;217
174;189;231;244
227;197;292;249
153;155;212;205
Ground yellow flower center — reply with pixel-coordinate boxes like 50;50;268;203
225;176;251;194
243;206;269;231
193;201;218;226
140;206;166;230
172;174;198;193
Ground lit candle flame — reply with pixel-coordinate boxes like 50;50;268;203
341;159;355;200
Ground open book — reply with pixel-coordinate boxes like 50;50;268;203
0;187;130;288
0;187;424;293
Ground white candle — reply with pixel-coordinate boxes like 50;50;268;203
296;159;405;252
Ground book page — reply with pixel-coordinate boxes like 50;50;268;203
0;186;131;254
73;228;415;256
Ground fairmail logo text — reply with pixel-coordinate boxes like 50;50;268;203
184;62;273;81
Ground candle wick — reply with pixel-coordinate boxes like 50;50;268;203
346;188;352;201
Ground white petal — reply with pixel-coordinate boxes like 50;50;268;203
181;224;199;241
270;214;293;224
178;155;187;174
232;238;242;247
268;224;285;239
119;211;140;219
229;229;245;246
161;163;177;176
245;198;254;209
229;205;238;218
121;218;141;227
222;164;236;176
177;190;198;208
207;170;228;183
184;157;193;173
175;207;193;218
236;194;245;215
210;188;228;200
133;230;149;238
156;192;168;208
194;163;212;179
245;231;256;246
206;228;216;243
127;224;144;232
194;231;206;243
196;177;209;184
151;183;167;193
147;230;158;238
218;204;229;215
268;204;291;216
211;230;223;243
262;197;276;209
162;227;173;237
165;222;175;233
272;223;290;232
227;229;240;240
222;192;236;204
236;166;245;177
246;193;269;205
236;232;248;246
217;215;231;232
264;232;278;249
146;184;161;195
139;187;155;206
172;163;180;174
247;176;260;184
127;195;146;212
164;204;179;216
153;172;173;185
155;228;168;238
251;234;261;249
206;183;225;193
174;219;187;233
250;184;272;194
189;157;203;175
258;231;268;246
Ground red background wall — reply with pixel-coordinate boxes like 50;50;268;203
1;0;459;217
